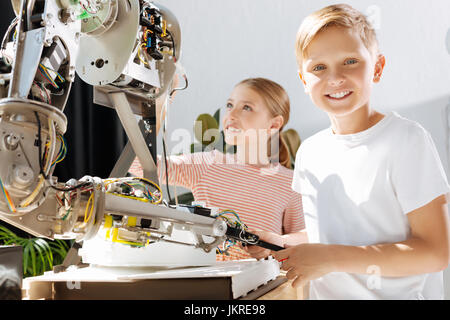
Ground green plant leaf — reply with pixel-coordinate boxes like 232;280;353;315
190;142;204;153
0;225;17;238
57;239;70;250
194;114;219;146
0;225;69;278
48;241;69;261
33;239;47;274
213;108;221;125
27;241;37;276
23;241;30;276
34;238;53;269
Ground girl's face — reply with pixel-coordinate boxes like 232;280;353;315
223;84;281;146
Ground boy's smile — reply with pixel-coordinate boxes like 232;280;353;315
299;26;385;130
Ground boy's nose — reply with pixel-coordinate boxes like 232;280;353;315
328;74;345;87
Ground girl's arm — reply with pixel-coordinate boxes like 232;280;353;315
273;194;450;288
244;191;307;259
129;153;211;190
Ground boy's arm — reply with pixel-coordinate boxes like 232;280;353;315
243;230;308;260
273;194;450;288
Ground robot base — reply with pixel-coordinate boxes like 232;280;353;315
78;227;217;267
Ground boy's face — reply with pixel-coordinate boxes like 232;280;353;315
299;26;385;117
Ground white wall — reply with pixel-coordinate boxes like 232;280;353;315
158;0;450;298
161;0;449;148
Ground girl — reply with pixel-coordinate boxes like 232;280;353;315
130;77;306;260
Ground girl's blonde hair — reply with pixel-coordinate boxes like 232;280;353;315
236;78;292;169
296;4;379;69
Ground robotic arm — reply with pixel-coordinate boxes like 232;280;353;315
0;0;226;254
0;0;282;265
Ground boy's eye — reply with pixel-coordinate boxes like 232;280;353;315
226;103;233;109
345;58;358;65
313;65;326;72
243;105;252;111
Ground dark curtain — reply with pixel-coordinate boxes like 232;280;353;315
52;77;128;181
0;3;127;235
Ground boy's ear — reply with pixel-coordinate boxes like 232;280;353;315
373;54;386;83
298;71;309;93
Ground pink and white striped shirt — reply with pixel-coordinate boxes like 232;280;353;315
130;150;304;259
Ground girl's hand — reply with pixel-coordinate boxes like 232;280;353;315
272;243;335;288
241;229;284;260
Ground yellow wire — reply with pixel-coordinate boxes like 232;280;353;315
83;193;95;223
42;65;65;82
106;192;150;203
44;117;53;172
53;135;66;165
40;64;58;88
161;20;167;37
134;177;163;204
137;43;149;66
19;175;45;208
145;29;153;39
103;177;163;204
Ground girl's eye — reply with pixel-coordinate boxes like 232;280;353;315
345;58;358;65
226;103;233;109
243;105;252;111
313;65;326;72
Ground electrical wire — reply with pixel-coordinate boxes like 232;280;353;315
104;177;163;205
162;117;172;204
38;64;58;89
50;135;67;168
34;111;92;192
216;209;247;230
135;177;163;204
137;43;149;66
0;177;16;213
164;29;177;62
42;64;65;83
83;192;95;223
215;209;248;256
170;74;188;98
1;17;18;64
44;117;56;177
80;0;98;15
34;112;46;179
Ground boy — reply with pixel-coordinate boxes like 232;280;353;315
271;4;450;299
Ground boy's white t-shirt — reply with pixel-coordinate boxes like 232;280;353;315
292;111;450;300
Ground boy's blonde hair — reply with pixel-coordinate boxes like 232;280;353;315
295;4;379;69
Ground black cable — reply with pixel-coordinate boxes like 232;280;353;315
34;111;93;192
170;74;188;98
34;111;46;179
162;121;172;204
50;181;93;192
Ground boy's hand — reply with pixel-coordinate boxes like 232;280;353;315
241;230;284;260
272;243;334;288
